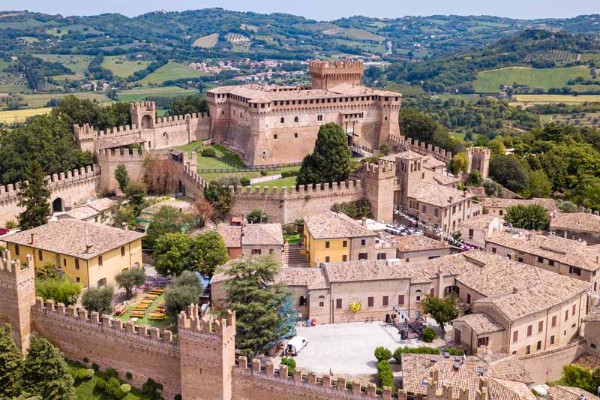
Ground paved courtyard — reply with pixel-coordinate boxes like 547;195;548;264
290;322;402;375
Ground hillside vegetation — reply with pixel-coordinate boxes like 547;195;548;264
473;66;593;92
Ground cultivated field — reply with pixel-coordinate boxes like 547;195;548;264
138;62;209;85
510;94;600;106
192;33;219;48
116;86;199;103
541;112;600;127
323;27;385;42
21;92;111;108
473;66;593;93
102;56;150;78
0;107;52;124
36;54;93;76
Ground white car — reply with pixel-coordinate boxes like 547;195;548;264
284;336;308;356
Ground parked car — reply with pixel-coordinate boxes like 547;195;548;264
0;228;10;236
284;336;308;356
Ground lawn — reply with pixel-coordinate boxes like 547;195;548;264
510;94;600;106
102;56;151;78
250;176;297;189
36;54;93;76
138;62;210;85
116;87;199;103
192;33;219;48
113;293;171;329
0;107;52;124
473;66;594;93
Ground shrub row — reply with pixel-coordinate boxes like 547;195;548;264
377;360;394;389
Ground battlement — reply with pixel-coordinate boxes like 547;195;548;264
390;135;452;162
130;101;156;111
96;148;147;161
465;147;491;157
308;60;364;74
310;60;364;90
230;180;362;197
0;165;99;205
236;356;377;399
74;123;142;141
34;297;176;347
0;250;34;280
363;160;396;178
155;112;209;128
426;369;488;400
178;304;236;341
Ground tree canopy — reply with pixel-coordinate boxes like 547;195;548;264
420;295;459;330
505;204;550;230
17;162;51;230
82;286;114;315
164;271;203;318
115;267;146;299
297;123;352;185
166;95;209;117
0;325;23;399
35;276;82;306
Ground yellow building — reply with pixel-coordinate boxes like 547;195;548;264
303;211;395;267
3;219;145;288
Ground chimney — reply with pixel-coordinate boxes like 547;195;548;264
512;287;518;294
30;233;34;244
362;217;367;227
85;244;93;254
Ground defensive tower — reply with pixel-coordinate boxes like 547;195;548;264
130;101;156;130
309;60;364;90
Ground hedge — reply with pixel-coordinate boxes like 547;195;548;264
377;360;394;389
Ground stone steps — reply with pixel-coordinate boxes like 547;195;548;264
283;243;308;267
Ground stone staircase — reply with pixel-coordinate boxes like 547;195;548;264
283;243;308;267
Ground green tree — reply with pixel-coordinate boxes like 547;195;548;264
143;206;198;250
489;155;530;194
163;271;202;318
466;170;482;186
112;204;137;230
193;231;229;277
22;337;76;400
154;233;196;277
17;162;51;230
280;357;296;374
36;262;59;280
505;204;550;230
166;96;208;117
0;325;23;398
123;182;146;216
400;108;459;153
558;201;578;213
528;170;552;198
449;152;469;175
297;123;352;185
421;295;459;331
114;164;130;192
221;256;290;357
560;365;594;393
487;136;507;156
247;210;268;224
35;277;82;306
115;267;146;299
82;286;114;315
374;346;392;362
203;181;233;216
376;361;394;389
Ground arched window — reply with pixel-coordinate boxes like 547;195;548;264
280;117;285;123
294;116;299;122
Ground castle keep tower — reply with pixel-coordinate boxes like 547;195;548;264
178;305;236;400
309;60;364;90
130;101;156;129
0;250;35;353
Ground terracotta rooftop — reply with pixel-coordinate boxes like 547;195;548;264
486;356;533;384
241;223;284;246
486;230;600;272
433;174;460;186
408;181;474;207
453;314;504;335
304;211;376;240
391;235;450;253
483;197;556;212
63;198;116;221
548;386;600;400
460;215;504;231
86;198;116;212
550;212;600;233
217;224;242;248
276;267;328;290
3;219;144;260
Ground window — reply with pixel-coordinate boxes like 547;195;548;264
251;249;262;255
527;325;532;337
526;345;531;355
537;341;542;351
550;335;555;344
499;210;504;216
76;277;80;283
294;116;299;122
98;255;103;266
342;241;348;248
75;259;80;270
492;247;497;254
342;255;347;262
469;229;474;238
274;134;278;140
537;256;544;263
318;296;325;307
368;297;374;307
317;115;323;121
121;246;125;257
280;117;285;123
325;256;330;263
477;337;489;347
565;310;569;321
294;133;298;138
518;257;524;263
63;259;66;267
552;315;557;327
398;295;405;305
434;209;439;218
336;299;342;309
466;293;471;304
269;249;274;255
549;260;555;266
430;288;434;296
38;250;43;261
421;205;426;213
569;266;581;276
325;241;330;249
512;330;519;343
361;239;366;246
377;253;387;260
538;321;544;333
383;296;389;306
15;245;19;256
572;304;577;316
358;253;368;260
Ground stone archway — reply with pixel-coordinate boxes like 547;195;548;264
52;198;64;213
141;115;154;129
178;180;185;196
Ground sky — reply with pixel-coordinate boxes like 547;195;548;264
1;0;598;20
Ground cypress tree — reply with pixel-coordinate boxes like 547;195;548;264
22;338;76;400
17;162;51;230
0;325;23;399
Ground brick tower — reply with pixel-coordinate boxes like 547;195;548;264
178;305;236;400
0;250;35;353
130;101;156;129
309;60;364;90
362;160;398;223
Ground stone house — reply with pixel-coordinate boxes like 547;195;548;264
482;198;556;218
460;214;505;248
550;212;600;245
58;198;116;225
388;234;452;262
3;219;144;287
302;211;396;267
484;229;600;290
217;222;284;261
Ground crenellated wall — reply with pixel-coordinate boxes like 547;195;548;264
229;181;363;224
0;165;100;226
96;148;147;192
389;135;453;162
32;297;182;398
